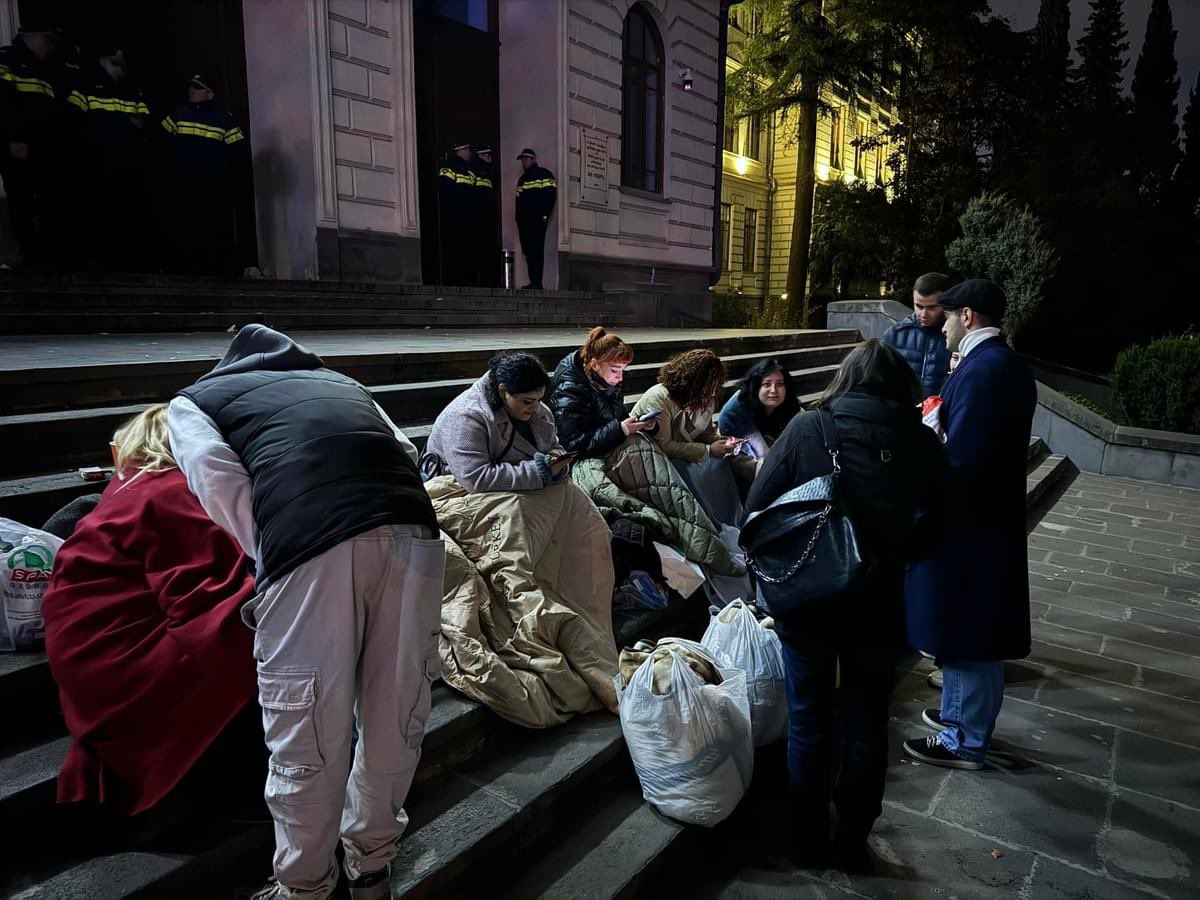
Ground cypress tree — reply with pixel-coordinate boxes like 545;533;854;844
1075;0;1130;113
1035;0;1071;97
1131;0;1180;198
1177;73;1200;217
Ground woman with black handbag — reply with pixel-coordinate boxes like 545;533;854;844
744;340;947;872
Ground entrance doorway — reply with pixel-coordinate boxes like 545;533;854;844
413;0;500;285
17;0;257;271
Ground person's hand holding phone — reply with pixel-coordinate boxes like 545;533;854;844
708;436;739;459
549;452;575;477
622;409;660;436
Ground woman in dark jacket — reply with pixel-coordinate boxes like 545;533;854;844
549;326;655;458
717;357;802;461
745;340;947;871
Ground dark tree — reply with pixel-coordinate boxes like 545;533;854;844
1178;72;1200;218
1074;0;1130;113
1131;0;1180;199
1035;0;1072;103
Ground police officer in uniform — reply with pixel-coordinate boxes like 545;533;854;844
515;148;557;290
470;144;499;286
438;141;474;285
0;19;62;268
161;74;249;275
67;48;151;271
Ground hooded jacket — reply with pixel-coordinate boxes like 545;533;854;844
882;313;952;398
170;325;436;590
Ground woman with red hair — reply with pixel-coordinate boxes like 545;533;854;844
41;404;259;816
549;326;656;458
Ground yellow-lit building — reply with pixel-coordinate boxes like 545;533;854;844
717;6;895;302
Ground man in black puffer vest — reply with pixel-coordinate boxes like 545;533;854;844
167;325;442;900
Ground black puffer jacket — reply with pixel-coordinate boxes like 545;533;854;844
549;351;626;458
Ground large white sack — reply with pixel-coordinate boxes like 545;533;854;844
0;518;64;651
702;600;787;746
616;638;753;827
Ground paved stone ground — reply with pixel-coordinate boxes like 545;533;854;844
0;327;810;370
683;473;1200;899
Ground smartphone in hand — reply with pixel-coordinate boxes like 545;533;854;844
637;410;662;422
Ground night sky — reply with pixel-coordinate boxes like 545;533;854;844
989;0;1200;121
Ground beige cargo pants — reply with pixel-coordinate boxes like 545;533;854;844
243;524;445;899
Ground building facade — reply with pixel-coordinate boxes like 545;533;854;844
716;7;894;304
1;0;726;312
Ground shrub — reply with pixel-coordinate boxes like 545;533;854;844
945;192;1058;347
711;293;753;327
1111;335;1200;434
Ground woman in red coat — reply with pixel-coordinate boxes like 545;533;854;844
42;403;258;815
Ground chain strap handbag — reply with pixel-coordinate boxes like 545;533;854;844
738;409;865;617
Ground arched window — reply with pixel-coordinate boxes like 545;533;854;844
621;5;664;193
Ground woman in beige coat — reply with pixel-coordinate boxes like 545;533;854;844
630;349;748;528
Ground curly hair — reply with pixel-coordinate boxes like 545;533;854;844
658;349;727;410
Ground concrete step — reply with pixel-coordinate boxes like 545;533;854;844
0;685;501;899
500;780;688;900
391;713;627;899
0;275;642;335
1027;450;1078;515
3;331;857;415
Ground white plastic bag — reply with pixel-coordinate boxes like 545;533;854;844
616;637;753;826
653;541;706;597
0;518;64;652
702;600;787;746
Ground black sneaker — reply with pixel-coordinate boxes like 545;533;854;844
921;708;949;732
347;866;391;900
928;668;943;690
903;736;983;770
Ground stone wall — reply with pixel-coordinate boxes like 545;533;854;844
1034;383;1200;489
563;0;721;291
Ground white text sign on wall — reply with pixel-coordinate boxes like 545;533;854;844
580;129;610;207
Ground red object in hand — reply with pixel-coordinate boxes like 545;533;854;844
921;395;946;443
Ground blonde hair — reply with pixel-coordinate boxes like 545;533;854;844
112;404;176;475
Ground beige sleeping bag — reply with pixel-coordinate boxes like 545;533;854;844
427;476;619;727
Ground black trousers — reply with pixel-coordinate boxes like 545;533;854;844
778;631;898;851
0;155;41;265
517;215;547;288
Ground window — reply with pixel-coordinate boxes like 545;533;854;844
724;103;740;153
829;108;842;170
742;208;758;273
622;5;665;193
746;111;762;160
720;203;732;271
875;134;885;186
728;6;762;34
854;119;866;179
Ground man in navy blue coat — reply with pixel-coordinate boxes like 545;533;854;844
902;279;1036;770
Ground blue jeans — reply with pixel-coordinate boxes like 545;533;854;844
937;660;1005;763
778;635;898;849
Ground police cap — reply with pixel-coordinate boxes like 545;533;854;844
516;148;537;160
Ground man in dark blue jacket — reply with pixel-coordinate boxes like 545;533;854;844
903;279;1036;770
882;272;954;398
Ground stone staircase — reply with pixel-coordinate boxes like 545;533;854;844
0;327;1079;899
0;273;669;334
